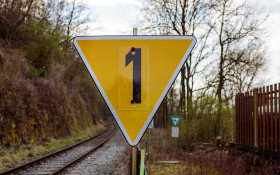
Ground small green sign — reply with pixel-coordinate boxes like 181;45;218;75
170;116;181;127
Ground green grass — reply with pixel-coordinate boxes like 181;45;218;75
0;124;106;170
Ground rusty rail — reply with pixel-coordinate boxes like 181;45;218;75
0;123;117;175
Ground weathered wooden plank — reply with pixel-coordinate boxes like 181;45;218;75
263;87;266;149
255;89;258;147
270;85;274;151
239;93;242;144
274;84;278;151
266;86;269;150
235;94;238;143
238;94;241;144
250;91;252;146
248;91;251;146
262;87;266;149
251;90;253;146
248;92;250;145
259;88;263;148
242;93;245;145
245;92;249;145
277;83;280;151
234;94;239;143
278;83;280;151
247;91;251;145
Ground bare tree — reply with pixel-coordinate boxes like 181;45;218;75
39;0;92;51
140;0;213;120
222;48;267;103
205;0;268;135
0;0;35;40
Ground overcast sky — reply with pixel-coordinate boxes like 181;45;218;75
85;0;280;86
86;0;140;35
258;0;280;85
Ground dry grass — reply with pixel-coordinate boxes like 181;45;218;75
140;128;279;175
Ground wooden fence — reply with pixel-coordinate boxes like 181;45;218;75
235;83;280;151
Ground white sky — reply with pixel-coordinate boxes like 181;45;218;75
258;0;280;85
85;0;141;35
85;0;280;85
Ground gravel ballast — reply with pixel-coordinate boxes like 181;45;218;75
63;130;130;175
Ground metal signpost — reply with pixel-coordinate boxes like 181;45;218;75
171;116;181;150
132;27;137;175
73;30;196;174
132;146;137;175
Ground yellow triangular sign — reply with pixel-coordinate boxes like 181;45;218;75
73;36;196;146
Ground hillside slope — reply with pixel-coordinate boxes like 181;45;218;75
0;38;108;145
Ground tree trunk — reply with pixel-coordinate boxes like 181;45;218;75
13;0;34;32
179;65;186;119
186;59;192;121
163;97;168;128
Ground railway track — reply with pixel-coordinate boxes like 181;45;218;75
0;123;117;175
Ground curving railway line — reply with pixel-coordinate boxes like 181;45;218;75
0;123;117;175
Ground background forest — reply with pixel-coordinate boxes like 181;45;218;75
0;0;269;151
143;0;268;147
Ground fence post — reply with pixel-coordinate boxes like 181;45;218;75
253;89;258;147
234;94;236;143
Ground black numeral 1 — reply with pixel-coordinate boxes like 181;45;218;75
126;47;141;104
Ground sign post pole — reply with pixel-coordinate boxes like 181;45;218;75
171;116;181;151
140;150;145;175
175;137;177;152
131;27;138;175
132;146;137;175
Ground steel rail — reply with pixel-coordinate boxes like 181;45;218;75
51;123;117;174
0;123;116;175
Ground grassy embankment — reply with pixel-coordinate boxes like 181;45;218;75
0;33;110;171
0;124;105;170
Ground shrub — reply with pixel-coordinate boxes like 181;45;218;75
178;94;234;149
